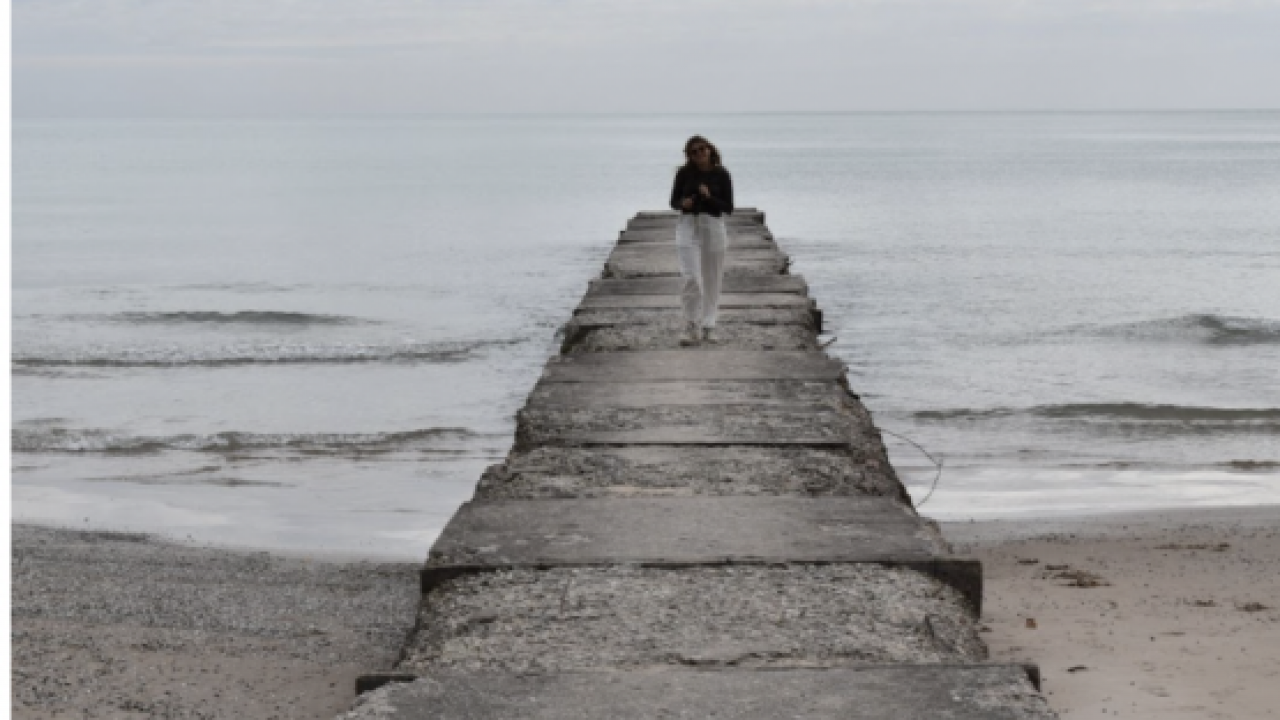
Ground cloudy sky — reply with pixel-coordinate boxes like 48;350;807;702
12;0;1280;116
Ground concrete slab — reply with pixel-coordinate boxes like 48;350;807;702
518;381;871;441
567;308;815;329
423;497;979;611
561;320;817;353
616;239;778;252
347;666;1055;719
609;247;786;262
567;307;823;337
604;257;789;279
526;379;849;408
576;293;814;311
540;350;843;383
399;564;986;675
476;445;906;502
516;403;862;446
586;276;808;296
426;496;945;568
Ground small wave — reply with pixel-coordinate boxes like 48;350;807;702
10;367;112;379
12;340;508;368
1220;460;1280;472
101;311;371;326
914;408;1015;421
916;403;1280;433
169;282;299;292
1085;314;1280;346
1032;403;1280;422
13;427;478;455
90;473;291;487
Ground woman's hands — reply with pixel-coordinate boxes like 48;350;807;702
679;185;710;211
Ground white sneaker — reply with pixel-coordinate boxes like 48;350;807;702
679;321;701;347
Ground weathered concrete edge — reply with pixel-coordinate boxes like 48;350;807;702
356;662;1042;697
513;436;858;448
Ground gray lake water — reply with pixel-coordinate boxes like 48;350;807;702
12;113;1280;558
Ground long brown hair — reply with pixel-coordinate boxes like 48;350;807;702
682;135;723;169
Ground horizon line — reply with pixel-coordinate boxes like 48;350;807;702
13;108;1280;121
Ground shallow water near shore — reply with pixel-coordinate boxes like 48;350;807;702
12;113;1280;557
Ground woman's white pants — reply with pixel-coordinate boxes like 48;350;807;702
675;214;728;329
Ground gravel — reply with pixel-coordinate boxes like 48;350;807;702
398;563;986;674
475;445;907;501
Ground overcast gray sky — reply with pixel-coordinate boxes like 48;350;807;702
13;0;1280;116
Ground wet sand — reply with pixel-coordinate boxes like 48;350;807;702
946;505;1280;719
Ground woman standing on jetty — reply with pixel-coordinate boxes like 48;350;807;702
670;135;734;346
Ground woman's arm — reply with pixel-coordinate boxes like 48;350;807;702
670;168;688;211
699;169;734;214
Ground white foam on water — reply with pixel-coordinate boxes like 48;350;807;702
908;467;1280;522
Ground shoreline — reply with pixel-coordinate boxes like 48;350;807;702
15;463;1280;563
11;504;1279;718
16;499;1280;562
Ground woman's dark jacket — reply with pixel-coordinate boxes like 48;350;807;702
669;165;734;217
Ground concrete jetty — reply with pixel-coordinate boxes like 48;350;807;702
342;210;1058;719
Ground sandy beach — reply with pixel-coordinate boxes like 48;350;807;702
947;504;1280;719
10;525;420;720
11;504;1280;719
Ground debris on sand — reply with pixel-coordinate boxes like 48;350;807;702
1048;568;1110;588
1154;543;1231;552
